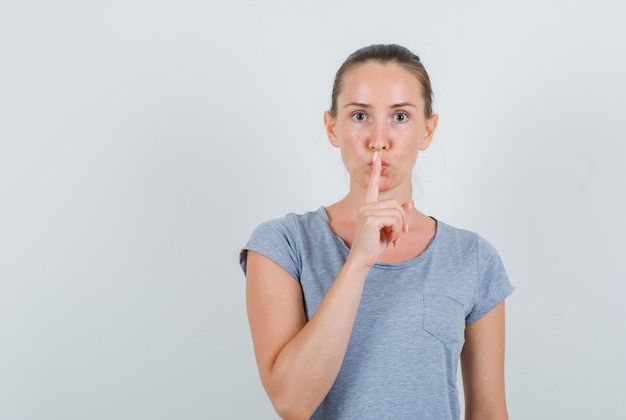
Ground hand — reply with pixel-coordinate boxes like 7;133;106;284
348;151;414;268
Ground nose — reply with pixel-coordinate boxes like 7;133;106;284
368;119;390;151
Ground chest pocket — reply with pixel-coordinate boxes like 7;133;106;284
422;294;465;344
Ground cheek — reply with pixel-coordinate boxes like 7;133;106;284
337;128;361;145
337;130;366;155
338;146;364;175
339;146;357;164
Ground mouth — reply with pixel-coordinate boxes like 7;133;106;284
368;160;389;173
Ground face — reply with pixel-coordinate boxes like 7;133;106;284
324;62;438;196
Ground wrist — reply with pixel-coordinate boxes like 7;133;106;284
344;253;375;277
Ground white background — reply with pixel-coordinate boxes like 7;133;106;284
1;1;625;419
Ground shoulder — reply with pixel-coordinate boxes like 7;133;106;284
241;207;327;275
249;207;325;240
435;220;497;257
433;220;509;284
247;207;334;256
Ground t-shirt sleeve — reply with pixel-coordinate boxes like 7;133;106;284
465;236;515;325
239;216;301;281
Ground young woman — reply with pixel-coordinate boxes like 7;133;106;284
240;44;514;420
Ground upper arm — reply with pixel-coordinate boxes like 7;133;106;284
245;250;307;389
460;301;509;420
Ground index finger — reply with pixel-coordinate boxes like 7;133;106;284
366;151;381;203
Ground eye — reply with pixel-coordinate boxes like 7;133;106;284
393;112;408;122
351;112;367;122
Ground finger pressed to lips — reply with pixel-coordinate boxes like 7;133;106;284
366;151;381;204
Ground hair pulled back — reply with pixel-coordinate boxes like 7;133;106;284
329;44;434;118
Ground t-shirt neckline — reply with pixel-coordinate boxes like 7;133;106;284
316;206;439;268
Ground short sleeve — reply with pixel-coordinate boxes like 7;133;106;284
465;237;515;325
239;216;301;281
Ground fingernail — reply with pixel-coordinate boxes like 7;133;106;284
373;151;378;162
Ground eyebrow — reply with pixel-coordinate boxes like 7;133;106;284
343;102;417;109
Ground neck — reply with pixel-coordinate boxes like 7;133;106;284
333;186;414;221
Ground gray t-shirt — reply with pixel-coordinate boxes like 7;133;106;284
240;207;514;420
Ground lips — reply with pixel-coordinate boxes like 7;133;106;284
368;160;389;173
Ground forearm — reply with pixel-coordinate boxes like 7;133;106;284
265;258;370;419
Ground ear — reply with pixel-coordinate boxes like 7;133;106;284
419;114;438;151
324;111;340;148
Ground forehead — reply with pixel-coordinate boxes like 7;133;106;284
338;62;423;105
